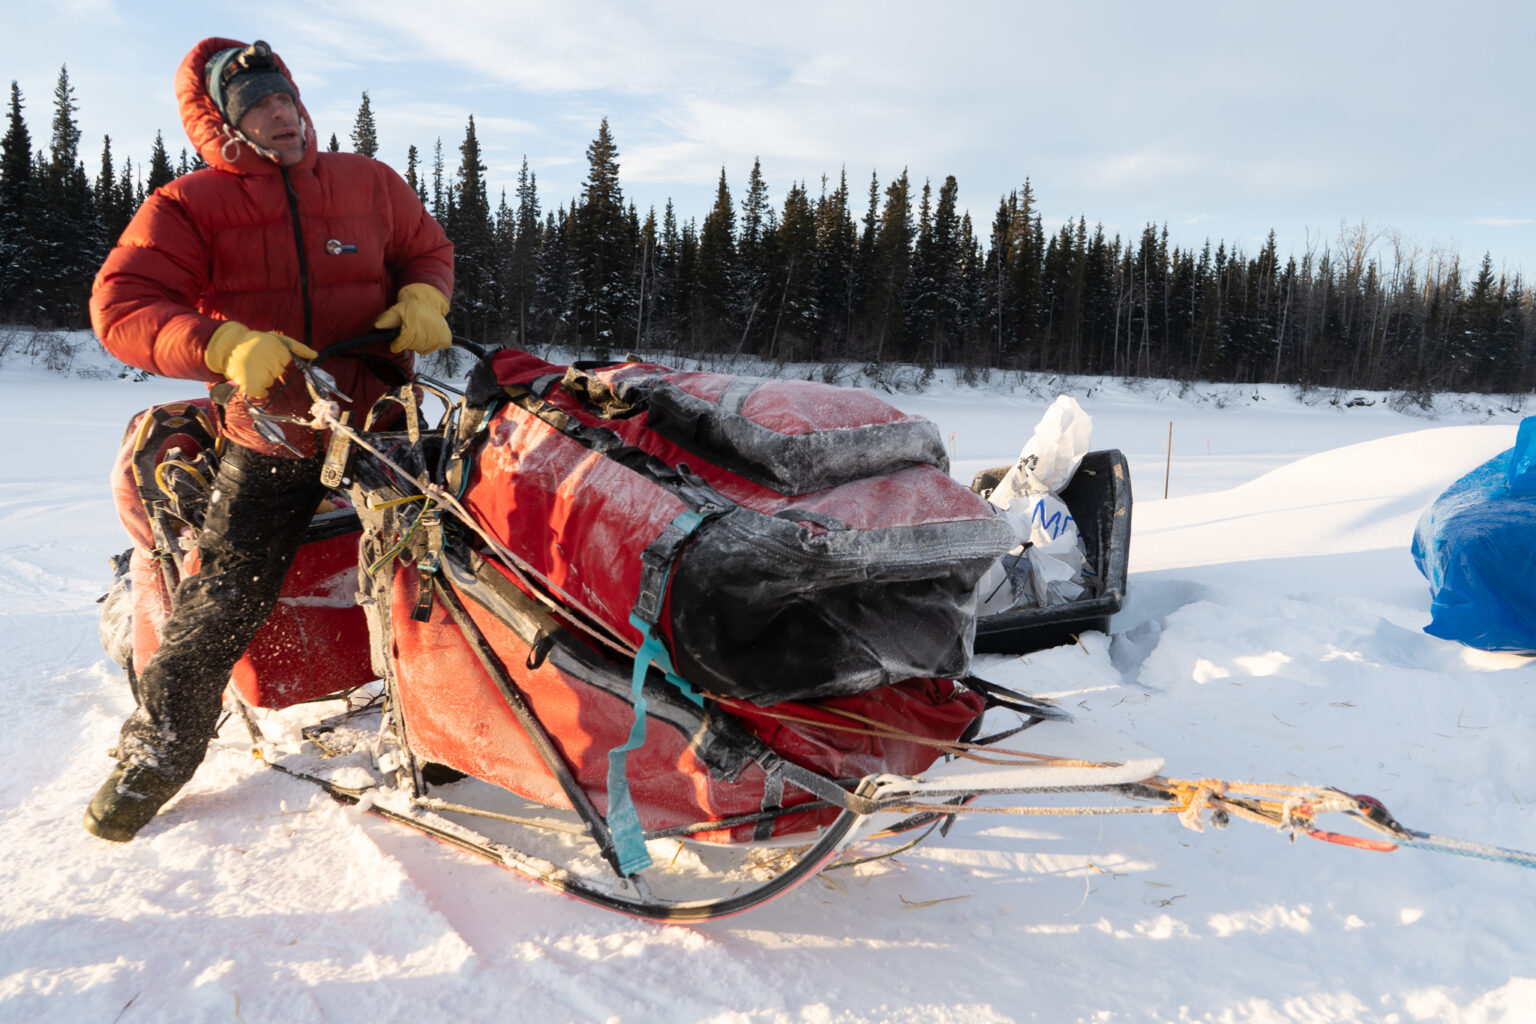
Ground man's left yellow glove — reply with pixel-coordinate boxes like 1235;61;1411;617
374;283;452;354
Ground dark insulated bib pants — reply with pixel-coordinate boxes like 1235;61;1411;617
115;443;328;782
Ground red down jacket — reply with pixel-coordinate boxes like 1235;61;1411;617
90;37;454;456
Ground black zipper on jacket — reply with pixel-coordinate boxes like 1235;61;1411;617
280;166;313;346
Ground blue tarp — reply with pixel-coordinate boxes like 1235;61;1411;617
1412;417;1536;652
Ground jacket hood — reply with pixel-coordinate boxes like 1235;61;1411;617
175;37;318;175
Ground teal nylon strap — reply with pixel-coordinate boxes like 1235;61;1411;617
606;510;707;876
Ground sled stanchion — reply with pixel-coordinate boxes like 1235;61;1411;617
432;577;629;878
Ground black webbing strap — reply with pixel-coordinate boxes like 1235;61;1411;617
409;508;446;622
962;675;1073;722
755;765;785;841
632;515;700;626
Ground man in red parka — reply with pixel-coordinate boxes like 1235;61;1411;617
84;38;455;841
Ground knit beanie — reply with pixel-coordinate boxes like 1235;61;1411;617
205;41;297;128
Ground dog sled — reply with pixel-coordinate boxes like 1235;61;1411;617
101;337;1522;920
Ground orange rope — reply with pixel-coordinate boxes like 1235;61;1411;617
879;777;1383;849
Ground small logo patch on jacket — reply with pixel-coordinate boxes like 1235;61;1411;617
326;239;358;255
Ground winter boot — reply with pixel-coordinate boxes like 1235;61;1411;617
82;762;187;842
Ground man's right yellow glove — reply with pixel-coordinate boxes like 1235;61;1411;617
205;321;318;400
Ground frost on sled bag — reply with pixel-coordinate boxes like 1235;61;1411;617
375;543;984;843
453;350;1015;704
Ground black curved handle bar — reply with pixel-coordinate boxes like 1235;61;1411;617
309;329;487;368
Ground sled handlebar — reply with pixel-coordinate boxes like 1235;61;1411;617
245;331;488;453
309;329;487;367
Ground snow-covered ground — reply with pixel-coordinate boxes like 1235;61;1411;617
2;336;1533;1023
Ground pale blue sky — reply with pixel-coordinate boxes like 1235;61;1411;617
3;0;1533;280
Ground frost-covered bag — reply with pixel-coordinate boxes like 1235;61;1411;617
457;350;1016;704
979;396;1093;611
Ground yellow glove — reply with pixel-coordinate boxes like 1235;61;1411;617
205;321;318;400
374;283;452;355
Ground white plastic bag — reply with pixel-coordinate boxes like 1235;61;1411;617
983;395;1092;610
1024;516;1086;605
976;552;1030;616
989;395;1094;507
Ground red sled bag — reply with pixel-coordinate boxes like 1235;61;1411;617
380;544;985;843
456;351;1015;704
104;399;374;709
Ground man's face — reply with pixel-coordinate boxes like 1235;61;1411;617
238;92;304;166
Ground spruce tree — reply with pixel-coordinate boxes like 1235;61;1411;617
404;144;423;201
1464;252;1503;387
736;157;771;349
32;66;99;327
327;132;340;153
863;169;912;363
931;176;964;360
537;206;576;349
0;81;34;319
144;131;175;194
95;135;130;246
957;212;986;370
814;169;857;360
350;91;378;157
695;167;737;353
47;66;80;178
675;217;700;352
493;186;515;344
983;193;1015;363
115;156;135;220
431;138;445;221
510;157;541;345
571;119;630;356
650;197;680;348
95;135;116;224
445;115;500;346
765;180;819;362
0;83;30;205
906;177;937;359
1007;180;1043;365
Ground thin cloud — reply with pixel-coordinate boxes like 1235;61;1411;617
60;0;119;20
1083;148;1201;190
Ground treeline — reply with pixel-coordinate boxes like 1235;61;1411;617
3;67;1533;395
0;71;204;331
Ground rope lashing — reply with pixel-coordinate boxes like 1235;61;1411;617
890;776;1536;872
